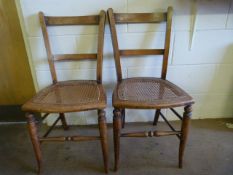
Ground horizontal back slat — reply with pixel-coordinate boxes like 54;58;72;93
120;49;165;56
114;13;167;24
45;15;99;26
53;54;97;61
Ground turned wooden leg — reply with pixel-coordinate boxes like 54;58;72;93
59;113;69;130
98;110;108;173
179;105;192;168
153;109;160;125
113;109;122;171
26;113;42;174
121;109;125;128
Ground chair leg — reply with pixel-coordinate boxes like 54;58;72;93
153;109;160;125
98;110;109;173
121;109;125;128
59;113;69;130
113;109;122;171
179;105;192;168
26;113;42;174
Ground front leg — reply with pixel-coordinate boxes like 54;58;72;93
26;113;42;174
98;110;109;173
179;105;192;168
113;108;122;171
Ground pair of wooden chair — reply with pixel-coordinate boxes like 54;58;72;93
22;7;194;174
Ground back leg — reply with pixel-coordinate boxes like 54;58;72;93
59;113;69;130
121;109;125;128
153;109;160;125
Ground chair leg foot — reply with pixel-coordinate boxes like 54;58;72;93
26;113;42;174
179;105;192;168
98;110;109;173
113;109;122;172
60;113;69;130
153;109;160;125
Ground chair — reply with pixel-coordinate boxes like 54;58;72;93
107;7;194;171
22;11;108;173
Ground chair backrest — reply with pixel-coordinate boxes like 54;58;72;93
107;7;173;81
39;11;106;84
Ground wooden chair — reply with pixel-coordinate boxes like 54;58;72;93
22;11;108;174
108;7;194;171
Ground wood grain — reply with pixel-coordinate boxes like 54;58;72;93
24;11;108;174
113;109;122;171
179;105;192;168
120;49;164;56
161;7;173;79
53;54;97;61
97;10;106;83
39;12;57;83
109;7;194;171
98;110;109;173
121;130;181;137
45;15;99;25
114;13;166;23
107;8;123;81
26;113;42;174
0;0;35;104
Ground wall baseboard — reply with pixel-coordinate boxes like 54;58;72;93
0;105;26;122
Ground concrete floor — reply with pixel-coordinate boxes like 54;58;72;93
0;118;232;175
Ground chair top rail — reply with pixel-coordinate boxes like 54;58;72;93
114;12;167;24
42;14;100;26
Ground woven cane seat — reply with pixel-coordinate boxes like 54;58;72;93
22;80;106;113
112;77;194;109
